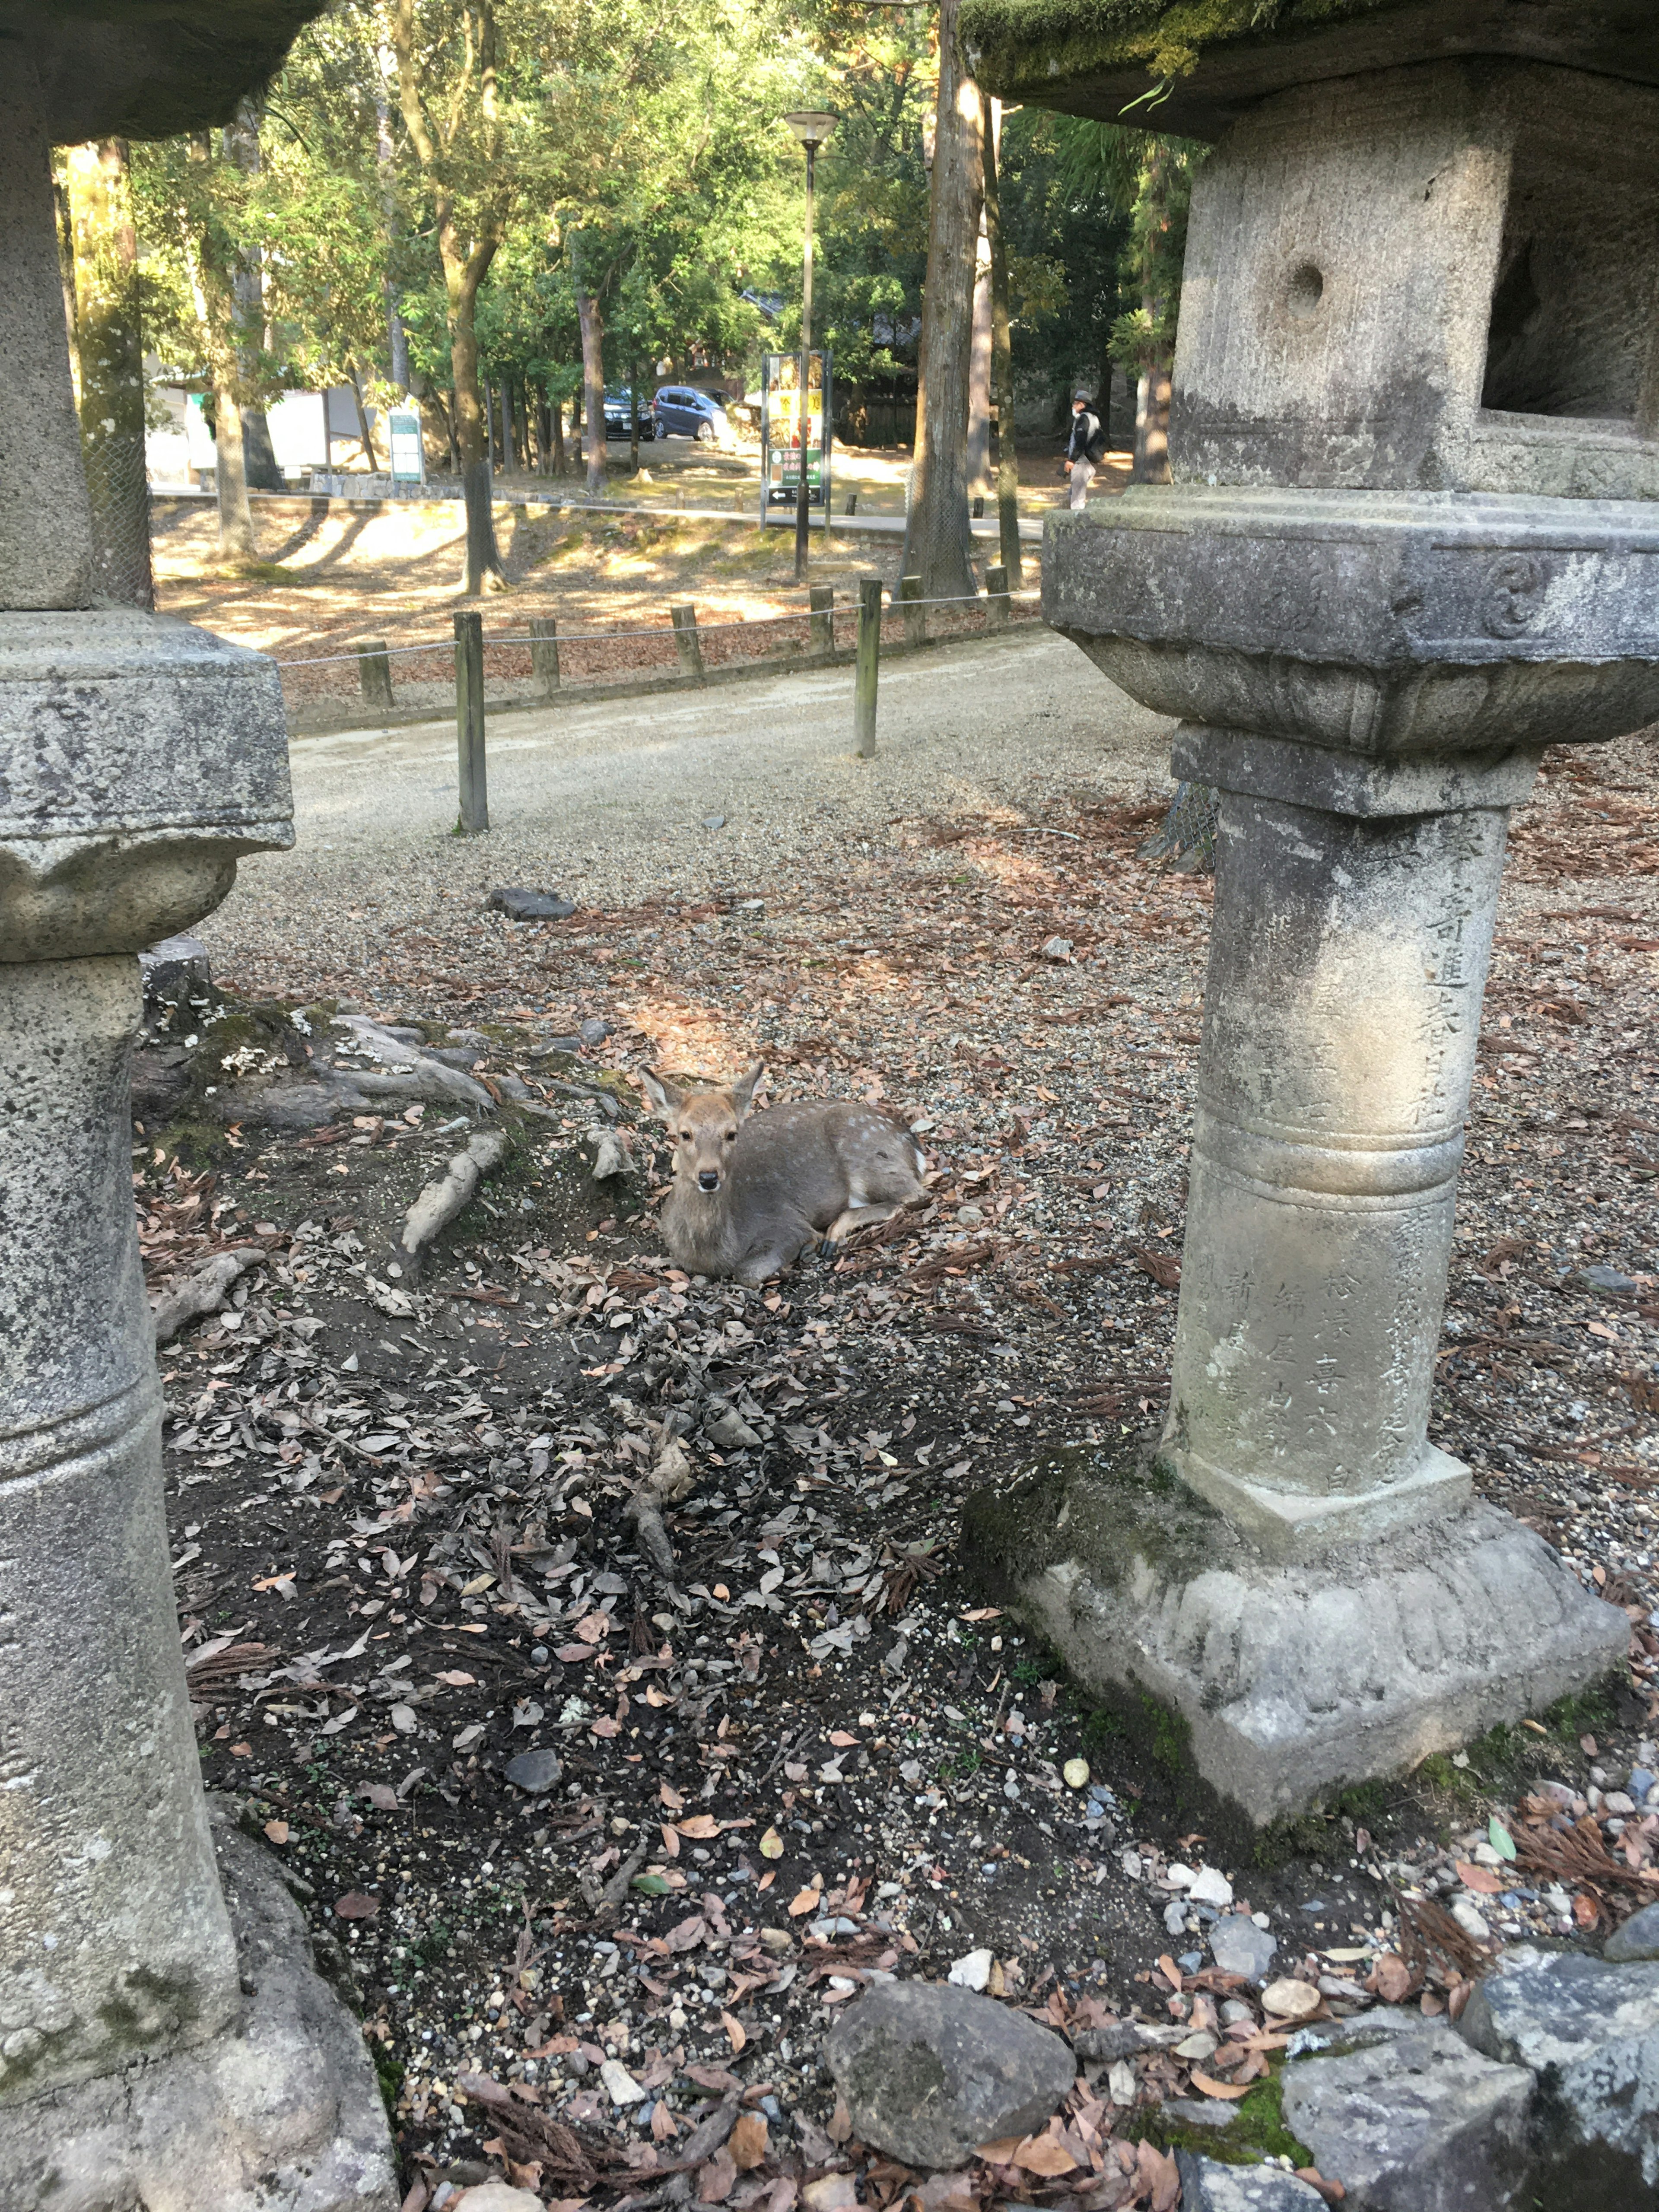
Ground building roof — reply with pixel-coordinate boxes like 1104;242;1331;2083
960;0;1659;139
0;1;328;141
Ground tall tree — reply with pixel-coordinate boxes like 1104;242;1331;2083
901;0;983;602
388;0;517;593
978;91;1020;585
63;140;154;607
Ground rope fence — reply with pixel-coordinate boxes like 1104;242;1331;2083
277;568;1047;831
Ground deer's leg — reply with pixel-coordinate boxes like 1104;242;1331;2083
818;1201;902;1255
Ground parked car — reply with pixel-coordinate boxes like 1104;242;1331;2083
602;391;656;440
652;385;731;444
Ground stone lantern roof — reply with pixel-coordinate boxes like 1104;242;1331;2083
0;0;328;141
961;0;1659;137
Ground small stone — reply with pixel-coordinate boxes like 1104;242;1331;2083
706;1408;761;1451
601;2058;644;2105
1605;1791;1637;1816
1164;1862;1198;1890
826;1980;1076;2166
485;886;575;921
1606;1901;1659;1962
1039;936;1074;961
503;1749;563;1794
1187;1866;1234;1910
1262;1979;1322;2021
1210;1915;1278;1983
947;1948;993;1992
702;813;726;830
802;2179;857;2212
1107;2060;1138;2105
1063;1758;1090;1789
1449;1898;1491;1943
1175;2031;1219;2060
1576;1263;1639;1294
1165;1901;1191;1935
453;2189;549;2212
578;1017;610;1046
955;1203;985;1226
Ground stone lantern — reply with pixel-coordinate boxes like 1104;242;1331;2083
961;1;1644;1818
0;8;395;2202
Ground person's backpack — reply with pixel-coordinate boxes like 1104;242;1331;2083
1084;411;1109;465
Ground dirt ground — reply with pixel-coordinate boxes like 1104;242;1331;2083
140;513;1659;2206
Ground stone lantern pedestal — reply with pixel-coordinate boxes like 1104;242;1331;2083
0;13;396;2205
962;6;1647;1818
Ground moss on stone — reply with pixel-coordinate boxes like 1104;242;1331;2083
1131;2062;1313;2166
960;1433;1221;1602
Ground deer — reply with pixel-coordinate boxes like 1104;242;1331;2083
638;1061;928;1287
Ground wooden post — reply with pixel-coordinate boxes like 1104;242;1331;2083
972;495;985;518
454;610;488;833
899;571;924;646
855;575;881;759
530;614;560;697
809;583;834;659
670;603;704;680
844;490;858;515
986;562;1010;627
355;636;394;711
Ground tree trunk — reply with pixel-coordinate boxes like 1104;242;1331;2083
350;365;380;470
1133;362;1172;483
901;0;983;601
502;379;515;476
550;389;565;476
448;262;506;594
577;282;606;497
538;392;552;474
629;362;640;472
964;206;993;502
213;387;258;561
979;92;1020;588
64;139;153;609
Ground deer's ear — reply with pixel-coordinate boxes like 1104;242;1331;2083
639;1067;683;1117
730;1060;765;1119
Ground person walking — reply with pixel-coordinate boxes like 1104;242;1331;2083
1062;388;1106;511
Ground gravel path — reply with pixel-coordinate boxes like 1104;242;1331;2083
207;628;1174;976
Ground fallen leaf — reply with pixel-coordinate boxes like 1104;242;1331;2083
729;2113;769;2171
1574;1893;1600;1929
1262;1978;1321;2020
1456;1860;1505;1895
1370;1953;1414;2003
652;2100;681;2143
721;2009;747;2053
1157;1954;1185;1993
660;1825;681;1859
1489;1818;1516;1862
759;1826;785;1859
435;1669;475;1687
363;1784;400;1812
677;1815;722;1840
828;1731;859;1747
1295;2170;1347;2206
974;2141;1023;2166
576;1611;614;1643
263;1818;289;1845
660;1781;685;1810
1189;2073;1252;2101
1011;2135;1077;2175
826;2096;853;2145
698;2148;737;2204
334;1891;380;1920
789;1886;823;1917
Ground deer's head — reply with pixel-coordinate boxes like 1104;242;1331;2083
639;1062;763;1195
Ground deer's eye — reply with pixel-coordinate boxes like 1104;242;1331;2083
679;1130;693;1141
724;1128;737;1142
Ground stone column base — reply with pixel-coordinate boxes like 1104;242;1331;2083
1;1807;399;2212
962;1444;1630;1826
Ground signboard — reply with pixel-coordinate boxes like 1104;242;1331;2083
387;407;426;483
761;351;831;514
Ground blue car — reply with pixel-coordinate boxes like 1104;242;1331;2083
652;385;731;444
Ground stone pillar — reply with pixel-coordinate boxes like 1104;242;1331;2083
0;11;396;2203
960;15;1653;1820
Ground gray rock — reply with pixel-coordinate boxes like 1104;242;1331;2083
1608;1905;1659;1965
579;1017;610;1047
701;812;725;830
1175;2154;1327;2210
1281;2018;1531;2210
0;1818;397;2209
486;886;575;921
706;1407;762;1451
1458;1944;1659;2194
1576;1264;1640;1296
1163;2098;1239;2131
503;1749;563;1794
1073;2022;1161;2063
1210;1914;1278;1983
825;1980;1074;2167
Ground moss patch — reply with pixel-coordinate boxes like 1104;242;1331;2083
1130;2063;1313;2167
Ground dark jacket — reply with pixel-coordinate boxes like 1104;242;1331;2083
1066;407;1103;465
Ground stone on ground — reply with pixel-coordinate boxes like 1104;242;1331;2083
452;2189;547;2211
1281;2018;1531;2212
1608;1904;1659;1964
1210;1914;1277;1982
1457;1946;1659;2196
825;1980;1074;2167
503;1748;562;1793
485;885;575;920
1174;2154;1327;2209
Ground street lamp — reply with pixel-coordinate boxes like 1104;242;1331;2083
783;108;836;582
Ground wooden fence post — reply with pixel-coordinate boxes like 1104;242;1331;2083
355;636;394;712
454;610;488;833
530;614;561;697
855;575;882;759
899;571;923;646
670;603;704;680
809;583;834;659
986;563;1010;628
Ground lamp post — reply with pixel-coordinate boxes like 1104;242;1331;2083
783;109;836;583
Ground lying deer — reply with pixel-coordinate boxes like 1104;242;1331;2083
639;1062;927;1287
